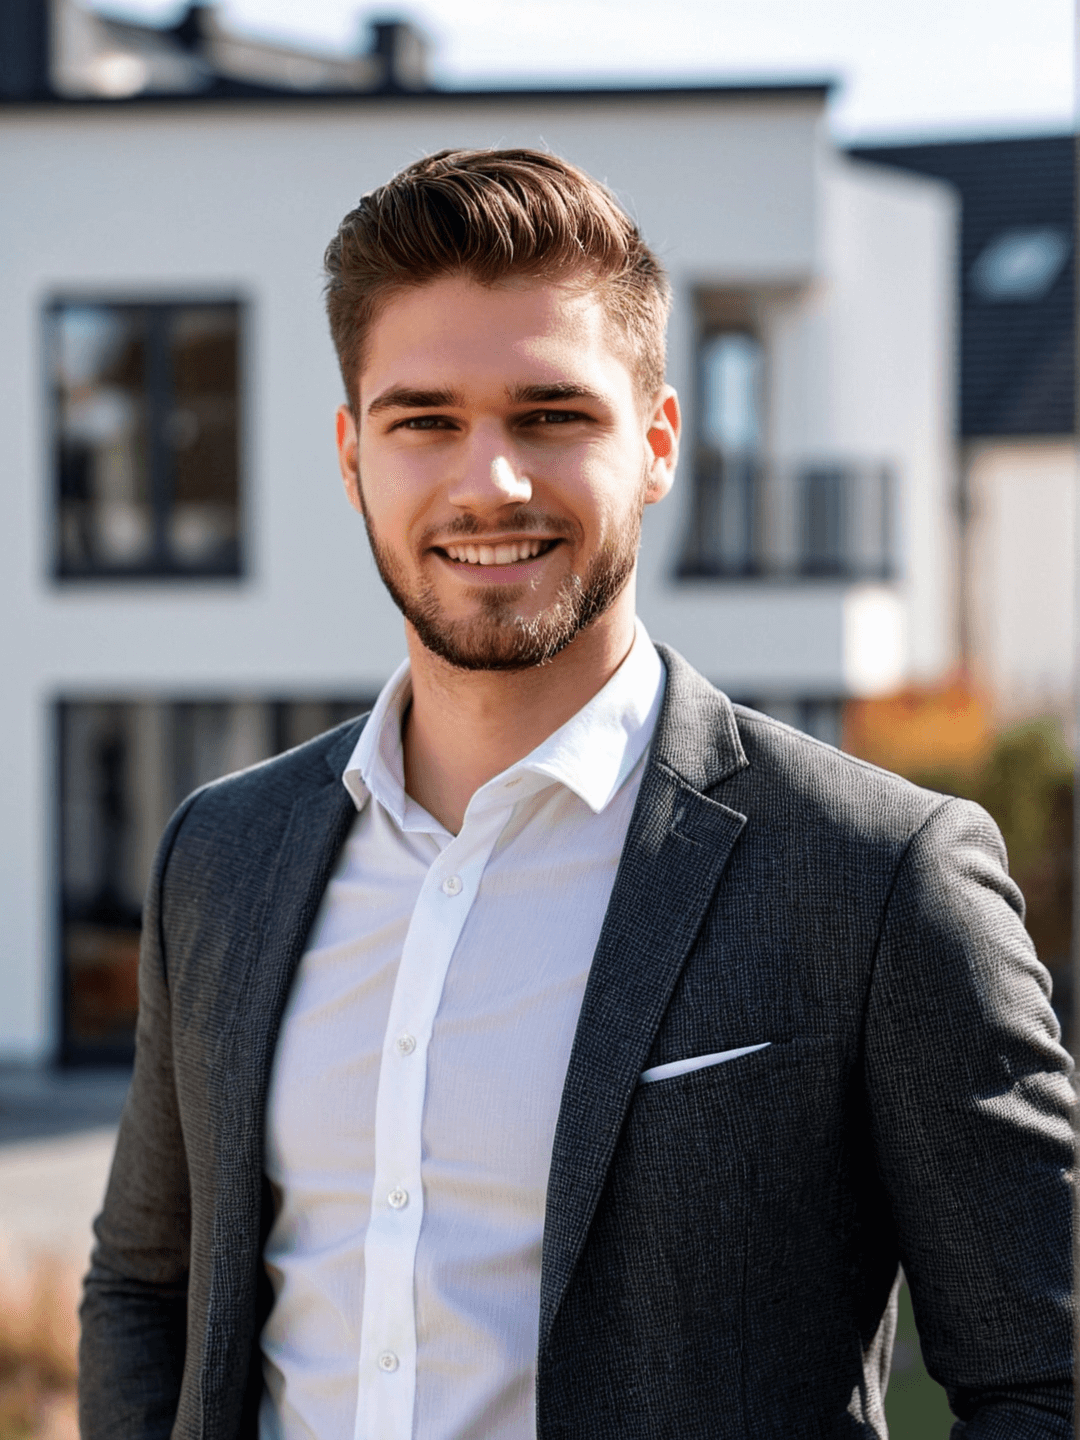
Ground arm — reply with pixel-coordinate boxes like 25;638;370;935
865;797;1074;1438
79;798;198;1440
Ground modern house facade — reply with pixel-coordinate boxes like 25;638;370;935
1;3;957;1062
853;135;1076;727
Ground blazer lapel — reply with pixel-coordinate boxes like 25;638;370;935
539;649;748;1347
202;722;365;1412
213;721;365;1102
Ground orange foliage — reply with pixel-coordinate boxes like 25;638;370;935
842;674;994;780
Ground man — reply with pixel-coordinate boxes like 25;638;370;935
80;149;1073;1439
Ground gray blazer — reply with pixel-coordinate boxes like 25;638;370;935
80;648;1074;1439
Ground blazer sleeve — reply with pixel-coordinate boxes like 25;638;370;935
864;796;1074;1438
78;796;198;1440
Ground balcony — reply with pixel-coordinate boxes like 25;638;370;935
678;455;896;582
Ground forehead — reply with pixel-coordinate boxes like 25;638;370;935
358;274;636;402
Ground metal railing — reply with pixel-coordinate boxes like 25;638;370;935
678;454;896;581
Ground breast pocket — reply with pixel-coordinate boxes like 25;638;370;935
640;1041;771;1084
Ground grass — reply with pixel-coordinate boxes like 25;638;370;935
885;1276;954;1438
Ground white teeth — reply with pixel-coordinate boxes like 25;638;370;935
444;540;549;565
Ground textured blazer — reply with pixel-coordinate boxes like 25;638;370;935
80;648;1074;1439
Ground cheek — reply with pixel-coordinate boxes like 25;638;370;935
357;445;437;528
570;440;648;527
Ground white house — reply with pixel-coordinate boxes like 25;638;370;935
0;2;957;1062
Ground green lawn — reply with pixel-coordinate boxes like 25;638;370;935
884;1278;954;1437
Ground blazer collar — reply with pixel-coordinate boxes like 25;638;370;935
650;642;747;793
539;646;749;1349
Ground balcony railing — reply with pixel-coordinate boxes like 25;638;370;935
678;455;896;581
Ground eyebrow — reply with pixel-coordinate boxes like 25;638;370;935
508;382;606;407
366;386;464;417
365;380;607;418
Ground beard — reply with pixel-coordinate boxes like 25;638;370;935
360;499;643;672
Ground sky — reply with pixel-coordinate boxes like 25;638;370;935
92;0;1073;142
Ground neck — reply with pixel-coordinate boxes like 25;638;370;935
402;597;636;834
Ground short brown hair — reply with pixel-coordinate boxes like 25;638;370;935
323;148;671;408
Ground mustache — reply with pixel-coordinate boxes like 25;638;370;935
419;510;581;546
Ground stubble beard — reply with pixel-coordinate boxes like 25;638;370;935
360;500;644;673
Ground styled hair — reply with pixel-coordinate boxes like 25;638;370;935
323;147;671;408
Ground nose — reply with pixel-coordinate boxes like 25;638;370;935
446;431;532;513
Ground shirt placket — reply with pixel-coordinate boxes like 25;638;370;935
353;798;512;1440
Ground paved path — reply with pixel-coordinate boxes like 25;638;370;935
0;1127;118;1274
0;1066;127;1276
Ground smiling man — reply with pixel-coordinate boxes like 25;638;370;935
80;150;1073;1440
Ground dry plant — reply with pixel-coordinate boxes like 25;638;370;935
0;1254;79;1440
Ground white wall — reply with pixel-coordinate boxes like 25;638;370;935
813;155;957;683
967;438;1077;722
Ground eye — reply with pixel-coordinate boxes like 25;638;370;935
524;409;586;426
395;414;455;431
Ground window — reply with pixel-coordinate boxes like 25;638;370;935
679;311;895;581
49;299;242;578
58;695;373;1063
681;329;764;577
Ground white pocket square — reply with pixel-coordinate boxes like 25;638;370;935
639;1042;771;1084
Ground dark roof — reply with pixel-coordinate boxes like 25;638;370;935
849;135;1075;438
3;78;834;108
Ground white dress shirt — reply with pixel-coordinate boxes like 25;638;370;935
259;622;664;1440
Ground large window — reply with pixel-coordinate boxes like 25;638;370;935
49;299;242;578
58;696;373;1063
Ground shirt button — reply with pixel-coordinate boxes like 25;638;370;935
388;1187;408;1209
378;1351;399;1373
441;875;463;896
396;1033;416;1056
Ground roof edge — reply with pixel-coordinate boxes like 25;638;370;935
0;77;836;111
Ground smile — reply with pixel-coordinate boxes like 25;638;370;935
440;539;558;566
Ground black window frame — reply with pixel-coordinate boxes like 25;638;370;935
46;294;246;583
678;321;767;579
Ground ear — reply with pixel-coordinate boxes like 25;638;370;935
644;387;680;505
336;404;363;514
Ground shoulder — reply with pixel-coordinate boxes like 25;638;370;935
732;701;1012;886
733;703;948;832
653;646;1007;914
158;711;368;871
655;644;958;857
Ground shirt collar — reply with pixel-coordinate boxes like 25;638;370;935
343;619;665;827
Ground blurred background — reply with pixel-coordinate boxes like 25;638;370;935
0;0;1074;1433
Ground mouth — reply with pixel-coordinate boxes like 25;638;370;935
436;538;561;567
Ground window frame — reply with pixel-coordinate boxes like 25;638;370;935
46;292;248;583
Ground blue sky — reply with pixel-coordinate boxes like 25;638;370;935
92;0;1073;141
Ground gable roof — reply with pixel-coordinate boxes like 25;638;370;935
849;135;1074;439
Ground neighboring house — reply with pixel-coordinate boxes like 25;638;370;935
850;135;1076;726
0;1;957;1062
